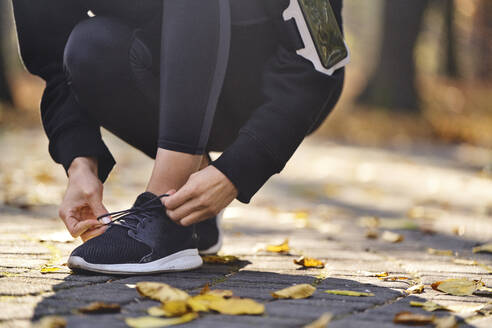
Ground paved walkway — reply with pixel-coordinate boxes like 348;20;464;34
1;128;492;327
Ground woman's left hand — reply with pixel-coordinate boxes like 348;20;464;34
163;166;238;226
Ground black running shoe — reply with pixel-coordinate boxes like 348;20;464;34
67;192;202;275
196;211;223;255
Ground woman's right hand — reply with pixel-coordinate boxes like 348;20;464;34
59;157;110;242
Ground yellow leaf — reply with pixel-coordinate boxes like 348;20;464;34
431;278;483;296
405;284;424;294
303;312;333;328
201;255;239;264
266;239;290;253
411;300;486;314
427;248;454;256
410;301;445;312
294;211;309;219
473;243;492;254
293;257;325;269
147;306;166;317
199;284;233;298
324;290;374;297
207;298;265;315
40;266;62;274
77;302;121;314
379;276;410;282
381;231;404;243
34;316;67;328
161;301;191;317
375;272;389;277
393;311;435;325
136;282;189;302
187;294;224;312
125;313;198;328
272;284;316;299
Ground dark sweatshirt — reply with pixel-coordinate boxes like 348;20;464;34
11;0;344;203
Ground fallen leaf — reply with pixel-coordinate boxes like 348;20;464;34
272;284;316;299
375;272;389;277
324;290;374;297
161;301;192;317
427;248;454;256
294;256;325;269
358;216;380;229
393;311;435;325
77;302;121;314
365;229;379;239
147;306;167;317
379;276;411;282
187;294;223;312
405;284;424;294
199;284;233;298
433;316;457;328
125;313;198;328
201;255;239;264
473;243;492;254
381;231;404;243
303;312;333;328
411;300;486;314
40;266;62;274
453;259;477;265
431;278;483;296
410;301;445;312
136;282;190;302
34;316;66;328
208;298;265;315
266;239;290;253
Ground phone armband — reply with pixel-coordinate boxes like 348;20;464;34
283;0;350;76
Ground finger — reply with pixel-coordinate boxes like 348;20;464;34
69;218;101;238
179;209;211;227
88;196;110;220
81;225;108;242
164;186;195;210
166;197;202;221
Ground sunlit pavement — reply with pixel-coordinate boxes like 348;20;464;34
1;127;492;327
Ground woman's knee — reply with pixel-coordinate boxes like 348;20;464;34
63;17;134;102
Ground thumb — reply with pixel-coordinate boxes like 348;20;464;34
88;196;110;223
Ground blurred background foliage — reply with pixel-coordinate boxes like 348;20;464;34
0;0;491;147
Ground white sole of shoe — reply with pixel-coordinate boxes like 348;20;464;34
67;249;203;275
199;210;224;255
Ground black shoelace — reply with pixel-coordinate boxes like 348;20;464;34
97;193;170;232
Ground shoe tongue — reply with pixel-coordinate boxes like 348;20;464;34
133;192;164;208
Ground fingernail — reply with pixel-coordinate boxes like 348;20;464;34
100;216;111;224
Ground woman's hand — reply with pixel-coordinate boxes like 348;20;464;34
163;166;238;226
59;157;110;242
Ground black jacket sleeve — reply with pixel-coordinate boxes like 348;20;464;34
212;0;344;203
12;1;115;182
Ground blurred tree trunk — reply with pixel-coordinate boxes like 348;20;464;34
473;0;492;80
0;0;13;105
356;0;430;113
442;0;459;78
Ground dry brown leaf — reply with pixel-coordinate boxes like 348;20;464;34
379;276;411;282
405;284;424;294
136;282;189;302
202;255;239;264
303;312;333;328
125;313;198;328
34;316;66;328
208;298;265;315
427;248;454;256
77;302;121;314
393;311;435;325
324;290;374;297
381;231;404;243
473;243;492;254
272;284;316;299
431;278;483;296
266;239;290;253
365;229;379;239
294;256;325;269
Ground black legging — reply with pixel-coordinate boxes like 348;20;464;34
63;0;340;159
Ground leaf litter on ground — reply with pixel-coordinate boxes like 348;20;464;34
431;278;484;296
293;256;325;269
381;231;404;243
272;284;316;299
126;313;198;328
201;255;239;264
427;248;454;256
324;290;374;297
303;313;333;328
410;300;487;314
76;302;121;314
473;243;492;254
266;239;290;253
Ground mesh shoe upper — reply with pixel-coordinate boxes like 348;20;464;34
70;192;194;265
